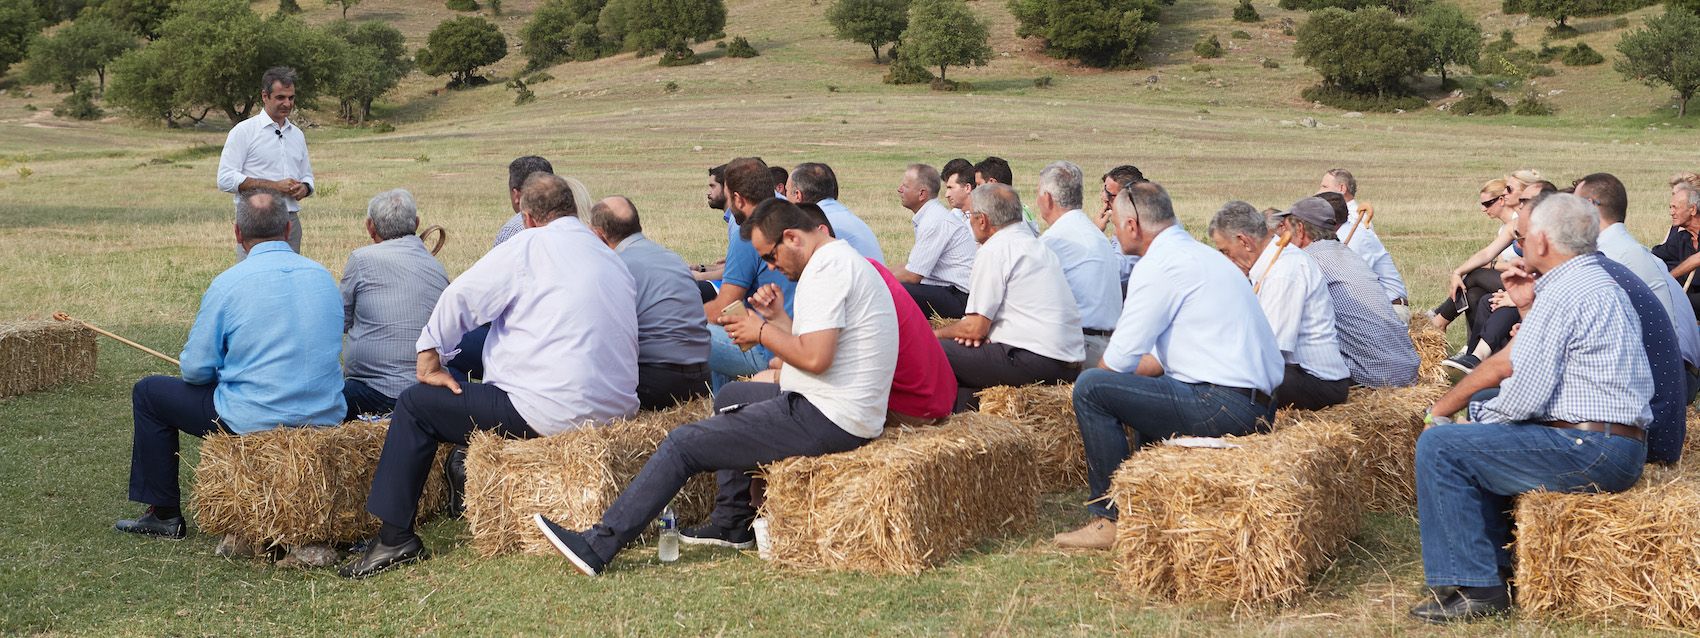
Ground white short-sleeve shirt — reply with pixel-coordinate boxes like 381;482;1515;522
905;200;977;291
966;224;1085;363
781;240;900;439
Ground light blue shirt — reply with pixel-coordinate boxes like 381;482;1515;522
723;217;796;315
1102;225;1284;394
1597;223;1700;368
180;241;346;433
1040;209;1123;331
1341;205;1408;302
816;198;884;263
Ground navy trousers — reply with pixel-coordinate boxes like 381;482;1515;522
128;376;232;508
342;378;397;421
365;383;539;531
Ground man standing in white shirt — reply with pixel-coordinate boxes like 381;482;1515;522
1208;201;1352;410
533;199;898;575
1055;182;1284;550
1320;168;1410;320
935;184;1084;412
892;164;977;319
341;173;639;579
216;67;314;259
1036;161;1123;366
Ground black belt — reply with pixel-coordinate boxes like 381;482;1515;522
1687;361;1700;378
1083;328;1114;337
643;362;709;374
1214;384;1273;407
1543;420;1646;443
1391;297;1409;306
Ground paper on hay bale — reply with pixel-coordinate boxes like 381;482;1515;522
0;320;97;399
758;412;1040;574
463;398;717;557
1309;384;1445;514
976;383;1085;490
192;419;451;547
1109;416;1362;605
1408;316;1452;388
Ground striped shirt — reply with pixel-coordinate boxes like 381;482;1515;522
1473;253;1653;428
493;213;525;247
906;200;976;291
341;235;451;399
1303;239;1419;387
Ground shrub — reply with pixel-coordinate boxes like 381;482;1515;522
446;0;478;11
1033;75;1053;87
1233;0;1261;21
521;0;610;70
827;0;908;62
1301;84;1427;111
507;77;535;104
1262;57;1280;68
1535;42;1568;62
1194;34;1223;58
1010;0;1163;68
1295;7;1429;95
882;48;935;84
1231;30;1252;39
1451;88;1509;115
902;0;990;82
1192;62;1213;72
656;41;700;65
1279;0;1431;15
598;0;726;59
725;35;757;57
52;85;103;119
1561;41;1603;65
527;71;554;84
277;0;301;14
1513;92;1556;114
416;15;508;87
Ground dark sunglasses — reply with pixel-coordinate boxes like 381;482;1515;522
1479;198;1497;209
760;244;780;265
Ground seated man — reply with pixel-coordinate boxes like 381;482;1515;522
934;184;1084;412
1096;165;1145;289
703;157;796;392
1208;200;1351;410
1656;183;1700;315
1035;161;1123;366
340;173;639;579
532;199;898;574
116;189;346;539
1289;197;1420;387
892;164;976;319
491;155;554;247
586;195;713;410
1410;194;1653;623
787;162;884;262
341;189;450;420
1320;168;1410;320
1055;182;1284;550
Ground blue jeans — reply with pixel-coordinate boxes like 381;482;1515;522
1072;368;1275;519
1416;422;1645;587
707;324;774;393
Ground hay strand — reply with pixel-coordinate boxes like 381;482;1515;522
1408;316;1452;388
0;320;97;398
977;383;1084;491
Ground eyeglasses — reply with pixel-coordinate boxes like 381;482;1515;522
760;244;780;265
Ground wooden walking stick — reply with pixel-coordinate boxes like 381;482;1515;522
1253;232;1291;295
1342;204;1374;246
1685;269;1695;293
419;224;448;256
52;312;179;366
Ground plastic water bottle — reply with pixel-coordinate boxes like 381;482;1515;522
657;504;680;563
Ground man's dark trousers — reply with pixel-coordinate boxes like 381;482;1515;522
130;375;234;508
637;363;712;411
903;283;969;319
940;339;1081;412
366;383;539;531
1274;363;1350;410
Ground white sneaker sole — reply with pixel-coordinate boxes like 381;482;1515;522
533;513;599;577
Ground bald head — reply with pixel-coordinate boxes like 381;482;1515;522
588;195;642;245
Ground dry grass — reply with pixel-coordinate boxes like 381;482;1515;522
0;320;96;399
976;383;1085;491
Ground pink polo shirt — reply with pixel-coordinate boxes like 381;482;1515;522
867;259;957;420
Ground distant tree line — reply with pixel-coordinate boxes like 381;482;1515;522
520;0;727;70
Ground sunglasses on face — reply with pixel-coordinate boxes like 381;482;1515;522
1480;198;1497;209
760;244;780;265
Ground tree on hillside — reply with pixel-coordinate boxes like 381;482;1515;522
325;0;361;20
98;0;174;39
1415;2;1479;84
324;20;410;121
1523;0;1582;29
29;0;85;25
1009;0;1162;68
1294;7;1429;95
597;0;725;58
1615;8;1700;116
106;44;189;123
521;0;608;69
827;0;909;63
901;0;990;82
416;15;507;87
24;11;135;93
0;0;40;77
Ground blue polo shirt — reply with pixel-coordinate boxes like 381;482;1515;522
723;224;797;315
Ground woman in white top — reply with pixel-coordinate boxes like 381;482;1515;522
1429;178;1523;346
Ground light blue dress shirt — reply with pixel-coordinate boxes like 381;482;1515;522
1040;209;1124;332
815;198;884;263
615;233;712;365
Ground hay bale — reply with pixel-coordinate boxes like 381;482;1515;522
759;412;1040;574
1408;316;1452;387
192;420;451;547
462;398;717;557
1109;416;1362;605
977;383;1084;490
0;320;97;398
1311;384;1445;514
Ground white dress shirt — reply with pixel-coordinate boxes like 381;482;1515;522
1597;223;1700;367
966;224;1085;363
1340;203;1408;302
1040;209;1123;331
906;199;976;291
217;111;313;213
781;240;899;439
417;216;639;435
1249;239;1351;381
1103;225;1284;393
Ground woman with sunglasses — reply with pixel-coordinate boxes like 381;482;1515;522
1429;178;1519;336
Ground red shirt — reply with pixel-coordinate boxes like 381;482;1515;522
867;259;957;419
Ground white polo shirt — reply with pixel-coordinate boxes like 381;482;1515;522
217;111;314;213
1040;209;1123;332
1249;240;1351;381
905;199;976;291
781;240;899;439
965;224;1085;363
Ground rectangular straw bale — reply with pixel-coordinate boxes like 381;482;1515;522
191;420;451;547
1514;464;1700;630
0;320;97;398
463;398;716;557
976;383;1084;490
1408;316;1453;388
759;413;1040;574
1109;417;1361;605
1312;383;1445;514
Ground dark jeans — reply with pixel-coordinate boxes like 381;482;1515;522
903;283;969;319
1416;419;1645;587
583;382;869;563
1433;267;1502;324
1274;363;1351;410
940;339;1080;412
366;383;539;531
1072;368;1276;519
1473;306;1520;354
445;324;490;380
129;376;233;508
637;362;711;411
343;378;396;421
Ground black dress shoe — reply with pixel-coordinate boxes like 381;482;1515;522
445;446;468;519
115;507;187;540
337;537;429;579
1409;586;1511;623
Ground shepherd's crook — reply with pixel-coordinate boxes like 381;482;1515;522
52;312;179;366
419;224;447;256
1253;233;1291;296
1343;205;1375;246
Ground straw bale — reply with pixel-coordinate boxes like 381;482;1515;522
1408;316;1452;387
0;320;97;399
759;413;1040;574
463;398;717;556
191;420;451;547
1109;416;1362;605
976;383;1084;490
1310;384;1445;514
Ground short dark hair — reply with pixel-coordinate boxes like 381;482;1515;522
768;166;790;192
1532;180;1559;194
509;156;554;192
236;189;290;240
796;202;835;236
1576;172;1628;223
1104;164;1145;185
1314;191;1350;227
941;158;975;188
740;198;820;244
588;196;642;243
261;67;297;95
724;157;775;205
789;163;839;203
519;173;577;223
709;164;727;184
975;156;1013;185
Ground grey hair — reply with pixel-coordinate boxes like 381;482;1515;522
1325;168;1357;196
1529;193;1600;256
970;183;1025;228
236;189;290;240
907;163;941;199
1677;184;1700;210
1114;180;1178;229
1206;200;1269;241
261;67;297;95
366;189;419;240
1038;161;1085;211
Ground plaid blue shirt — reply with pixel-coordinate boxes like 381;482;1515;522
1473;253;1654;428
1303;239;1419;387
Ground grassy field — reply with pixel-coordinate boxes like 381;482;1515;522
0;0;1693;634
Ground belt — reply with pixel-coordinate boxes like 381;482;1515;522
1687;361;1700;378
644;362;709;374
1391;297;1409;306
1542;420;1646;442
1082;328;1114;337
1215;384;1273;407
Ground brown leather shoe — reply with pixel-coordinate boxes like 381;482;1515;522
1053;518;1116;550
